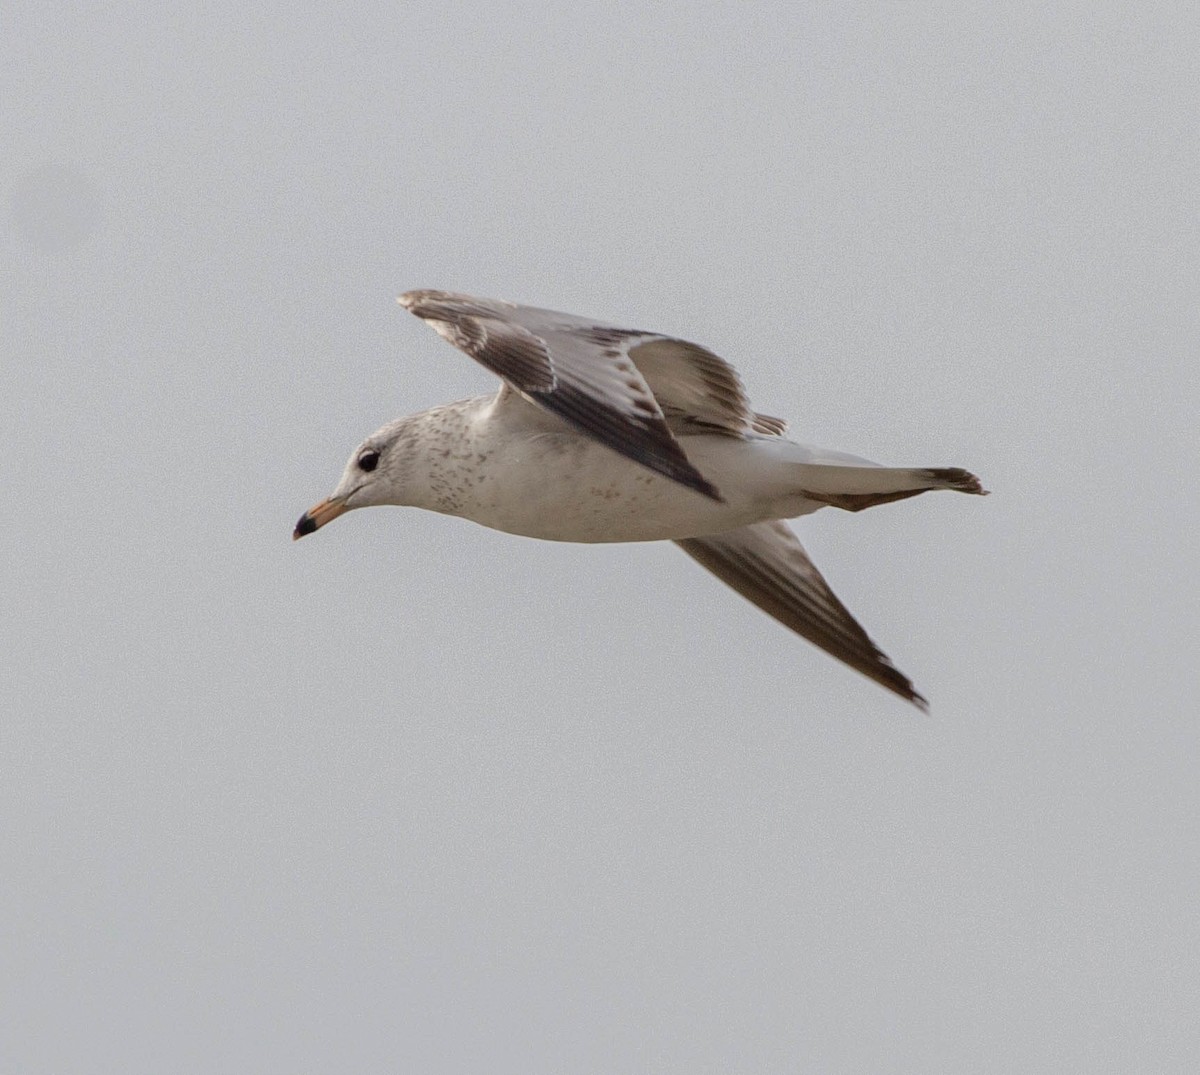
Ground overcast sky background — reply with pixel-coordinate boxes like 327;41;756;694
4;4;1198;1072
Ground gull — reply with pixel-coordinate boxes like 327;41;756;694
295;290;987;708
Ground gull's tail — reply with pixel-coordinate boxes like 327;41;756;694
793;464;988;512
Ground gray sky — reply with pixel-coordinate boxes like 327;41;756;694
4;3;1198;1072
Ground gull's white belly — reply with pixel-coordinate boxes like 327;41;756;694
445;429;820;543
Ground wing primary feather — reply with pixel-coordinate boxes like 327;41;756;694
676;522;928;709
527;381;723;499
399;290;724;501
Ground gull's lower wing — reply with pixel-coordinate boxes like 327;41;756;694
675;520;928;709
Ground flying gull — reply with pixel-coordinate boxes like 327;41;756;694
295;290;987;708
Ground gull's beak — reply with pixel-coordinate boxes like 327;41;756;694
293;496;350;540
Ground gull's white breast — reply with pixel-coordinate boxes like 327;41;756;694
422;399;823;543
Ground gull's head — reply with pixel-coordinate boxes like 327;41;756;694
293;420;412;540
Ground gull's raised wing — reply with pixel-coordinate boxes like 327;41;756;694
398;290;785;500
675;521;928;709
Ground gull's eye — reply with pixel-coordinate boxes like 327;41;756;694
357;450;380;473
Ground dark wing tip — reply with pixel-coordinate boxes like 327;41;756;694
907;685;931;713
398;289;478;321
681;470;724;502
870;647;928;711
860;650;929;711
676;523;931;707
520;379;725;502
398;287;455;307
396;289;432;314
398;289;514;322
